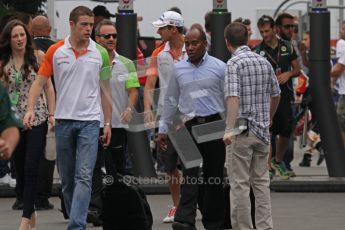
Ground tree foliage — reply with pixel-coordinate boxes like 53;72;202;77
1;0;47;15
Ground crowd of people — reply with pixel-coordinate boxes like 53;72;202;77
0;3;342;230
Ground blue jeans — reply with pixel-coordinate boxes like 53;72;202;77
55;120;100;230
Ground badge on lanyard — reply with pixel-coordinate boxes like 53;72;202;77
9;91;19;106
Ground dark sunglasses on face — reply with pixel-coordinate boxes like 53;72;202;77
98;33;117;39
282;24;295;29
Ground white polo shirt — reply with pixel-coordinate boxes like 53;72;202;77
38;37;110;121
336;39;345;58
156;42;188;113
336;51;345;95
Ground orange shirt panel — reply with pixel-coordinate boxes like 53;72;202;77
146;44;165;77
38;40;65;77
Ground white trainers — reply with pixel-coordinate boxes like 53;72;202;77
0;174;10;185
163;206;177;223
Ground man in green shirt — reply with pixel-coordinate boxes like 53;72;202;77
0;82;22;160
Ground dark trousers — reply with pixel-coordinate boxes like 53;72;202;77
35;157;55;203
0;160;10;177
13;122;47;218
90;128;127;211
175;115;226;229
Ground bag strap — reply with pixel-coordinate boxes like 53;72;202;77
102;146;119;179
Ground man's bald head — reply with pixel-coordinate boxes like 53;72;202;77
32;15;51;36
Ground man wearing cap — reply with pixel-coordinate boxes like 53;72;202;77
91;5;115;40
144;10;187;223
157;27;226;230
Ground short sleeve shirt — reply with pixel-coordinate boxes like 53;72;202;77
336;50;345;94
156;42;188;112
145;44;165;78
226;46;280;144
256;39;297;100
38;37;111;121
100;52;140;128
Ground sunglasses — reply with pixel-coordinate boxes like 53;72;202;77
98;33;117;39
282;24;295;29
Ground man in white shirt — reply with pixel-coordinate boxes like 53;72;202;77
24;6;112;229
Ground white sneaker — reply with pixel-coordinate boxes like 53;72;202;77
9;177;16;188
162;206;176;223
0;174;10;185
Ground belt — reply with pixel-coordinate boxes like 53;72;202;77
185;113;221;127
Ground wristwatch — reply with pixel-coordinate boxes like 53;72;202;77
104;122;111;128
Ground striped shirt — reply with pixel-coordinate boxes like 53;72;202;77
225;46;280;144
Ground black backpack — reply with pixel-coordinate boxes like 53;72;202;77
101;149;153;230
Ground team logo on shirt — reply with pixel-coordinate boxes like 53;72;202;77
57;60;70;66
259;51;265;56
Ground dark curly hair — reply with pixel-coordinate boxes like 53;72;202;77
0;19;38;84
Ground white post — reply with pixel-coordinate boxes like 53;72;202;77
212;0;227;11
118;0;134;11
46;0;56;40
340;0;344;32
311;0;327;9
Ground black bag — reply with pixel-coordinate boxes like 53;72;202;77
101;148;153;230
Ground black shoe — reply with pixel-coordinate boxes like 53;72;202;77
35;200;54;210
12;199;23;210
87;210;103;227
316;147;325;166
172;221;196;230
299;153;312;167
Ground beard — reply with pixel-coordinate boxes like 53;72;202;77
280;33;292;41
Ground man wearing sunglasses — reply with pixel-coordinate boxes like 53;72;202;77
275;13;305;177
84;19;140;226
256;15;301;180
276;13;295;42
95;19;139;177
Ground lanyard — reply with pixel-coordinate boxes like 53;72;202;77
10;57;23;106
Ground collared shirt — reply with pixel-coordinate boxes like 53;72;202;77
256;39;297;100
159;52;226;133
100;51;140;128
225;46;280;144
38;36;110;121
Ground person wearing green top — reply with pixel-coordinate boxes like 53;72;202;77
0;81;21;160
84;19;140;226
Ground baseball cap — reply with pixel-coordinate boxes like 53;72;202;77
152;11;184;28
93;5;115;18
